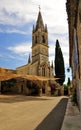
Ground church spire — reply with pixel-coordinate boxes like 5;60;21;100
28;54;31;63
35;6;44;31
51;61;54;68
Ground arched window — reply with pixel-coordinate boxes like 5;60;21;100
42;67;45;76
35;36;37;43
42;35;45;43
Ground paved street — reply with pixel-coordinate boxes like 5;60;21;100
0;95;68;130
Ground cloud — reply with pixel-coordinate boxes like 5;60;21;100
8;42;32;54
0;28;28;34
49;55;54;63
49;26;68;36
49;31;69;65
7;54;28;63
0;0;36;26
0;0;67;27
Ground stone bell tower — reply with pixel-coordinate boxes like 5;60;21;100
32;8;49;65
16;8;54;78
30;7;54;77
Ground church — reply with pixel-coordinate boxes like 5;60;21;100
0;9;56;96
16;9;54;78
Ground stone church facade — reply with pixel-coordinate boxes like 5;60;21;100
16;9;54;78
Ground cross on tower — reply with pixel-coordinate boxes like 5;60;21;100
39;5;41;11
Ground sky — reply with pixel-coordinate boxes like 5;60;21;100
0;0;72;83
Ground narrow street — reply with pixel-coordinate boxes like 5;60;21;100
35;97;68;130
0;95;68;130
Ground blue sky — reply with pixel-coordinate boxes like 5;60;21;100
0;0;72;83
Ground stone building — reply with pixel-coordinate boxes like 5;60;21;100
0;10;54;96
16;9;54;78
66;0;81;111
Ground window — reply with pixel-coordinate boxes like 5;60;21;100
42;35;45;43
42;67;45;76
35;36;37;43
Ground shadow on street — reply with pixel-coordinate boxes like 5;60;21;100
0;95;49;103
35;98;68;130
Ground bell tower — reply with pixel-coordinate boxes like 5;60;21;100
32;8;49;65
16;7;54;78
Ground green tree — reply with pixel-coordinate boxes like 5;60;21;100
55;39;65;85
67;77;71;86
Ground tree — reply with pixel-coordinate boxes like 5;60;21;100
55;39;65;85
67;77;71;86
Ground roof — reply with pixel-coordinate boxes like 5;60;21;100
0;67;18;81
36;10;44;31
0;67;59;82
